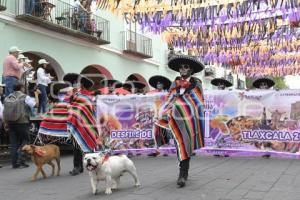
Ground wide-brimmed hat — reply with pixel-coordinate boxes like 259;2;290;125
52;82;70;94
168;55;205;74
253;78;275;89
211;78;233;88
38;59;49;65
80;75;94;89
49;82;70;99
9;46;22;53
100;79;122;88
123;81;146;89
63;73;94;89
149;75;172;90
63;73;80;85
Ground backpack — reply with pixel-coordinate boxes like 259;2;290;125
3;92;27;122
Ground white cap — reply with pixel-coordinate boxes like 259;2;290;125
38;59;49;65
9;46;22;53
18;54;26;60
25;58;33;63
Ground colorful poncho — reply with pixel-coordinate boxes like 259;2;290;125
155;77;205;161
39;89;99;153
39;101;69;140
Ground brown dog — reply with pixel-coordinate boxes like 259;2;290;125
22;144;60;181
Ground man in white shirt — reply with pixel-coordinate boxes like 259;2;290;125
37;59;52;114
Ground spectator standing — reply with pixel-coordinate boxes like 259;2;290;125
3;46;26;97
25;0;35;15
78;0;90;32
0;84;3;168
3;82;40;168
36;59;52;114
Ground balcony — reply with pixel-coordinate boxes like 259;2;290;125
122;31;153;59
15;0;110;45
0;0;6;11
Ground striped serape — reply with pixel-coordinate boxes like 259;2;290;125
155;77;205;161
39;101;69;142
67;90;99;152
39;89;99;152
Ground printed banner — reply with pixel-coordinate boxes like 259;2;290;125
96;90;300;158
96;93;170;154
204;90;300;158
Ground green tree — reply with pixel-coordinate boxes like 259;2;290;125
273;77;289;89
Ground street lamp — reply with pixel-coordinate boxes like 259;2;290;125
0;0;7;11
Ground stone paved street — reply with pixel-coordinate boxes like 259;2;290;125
1;155;300;200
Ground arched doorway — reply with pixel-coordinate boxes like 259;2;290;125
23;51;64;81
80;64;113;90
126;73;149;92
22;52;64;95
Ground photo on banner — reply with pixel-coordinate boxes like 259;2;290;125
204;90;300;158
96;93;169;153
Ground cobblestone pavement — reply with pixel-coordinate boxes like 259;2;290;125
1;155;300;200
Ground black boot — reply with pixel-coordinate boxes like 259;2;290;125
177;172;186;187
181;158;190;180
69;168;81;176
70;147;83;176
177;158;190;187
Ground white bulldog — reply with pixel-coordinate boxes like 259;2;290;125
83;153;141;195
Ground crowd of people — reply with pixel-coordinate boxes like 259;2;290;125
1;44;279;187
25;0;96;34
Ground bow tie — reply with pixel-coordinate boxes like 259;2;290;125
176;79;190;88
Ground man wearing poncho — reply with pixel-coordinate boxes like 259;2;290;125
39;73;100;176
155;55;205;187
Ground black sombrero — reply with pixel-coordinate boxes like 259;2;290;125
49;82;70;100
211;78;233;88
80;75;94;89
52;82;70;94
63;73;80;85
123;81;146;89
253;78;275;89
168;55;205;74
100;79;122;88
149;75;172;90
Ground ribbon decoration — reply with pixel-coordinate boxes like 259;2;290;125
95;0;300;77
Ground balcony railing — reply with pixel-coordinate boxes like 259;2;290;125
122;30;153;59
0;0;7;11
14;0;110;45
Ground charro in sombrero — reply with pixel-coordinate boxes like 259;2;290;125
80;75;94;89
168;55;205;74
253;77;275;89
100;79;122;88
211;78;233;88
63;73;80;85
49;82;70;99
123;81;146;90
50;82;70;96
149;75;172;90
63;73;93;89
